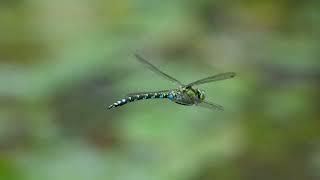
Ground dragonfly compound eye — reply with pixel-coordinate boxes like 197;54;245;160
198;89;205;100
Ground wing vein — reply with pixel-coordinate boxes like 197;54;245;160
135;54;184;86
186;72;236;87
198;101;224;111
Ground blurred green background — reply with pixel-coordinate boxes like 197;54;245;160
1;0;319;180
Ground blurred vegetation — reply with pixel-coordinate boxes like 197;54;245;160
0;0;319;180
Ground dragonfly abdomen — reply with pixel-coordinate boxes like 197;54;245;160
108;91;175;109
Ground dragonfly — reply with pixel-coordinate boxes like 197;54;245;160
108;54;236;111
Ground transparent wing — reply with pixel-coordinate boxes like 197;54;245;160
125;89;174;97
135;54;184;87
185;72;236;87
197;101;224;111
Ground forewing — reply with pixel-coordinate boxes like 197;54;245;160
135;54;184;86
186;72;236;87
197;101;224;111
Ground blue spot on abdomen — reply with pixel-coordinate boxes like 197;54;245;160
168;94;174;100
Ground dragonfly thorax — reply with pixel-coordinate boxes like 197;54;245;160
176;87;206;105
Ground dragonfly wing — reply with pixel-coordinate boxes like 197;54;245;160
185;72;236;87
197;101;224;111
135;54;184;87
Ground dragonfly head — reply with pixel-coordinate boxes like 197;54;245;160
197;89;206;101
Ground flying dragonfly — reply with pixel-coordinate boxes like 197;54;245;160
108;54;236;111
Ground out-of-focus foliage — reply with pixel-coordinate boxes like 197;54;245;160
0;0;319;180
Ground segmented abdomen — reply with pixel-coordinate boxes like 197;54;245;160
108;91;176;109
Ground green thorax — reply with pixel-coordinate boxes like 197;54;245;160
184;88;198;98
176;87;206;104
